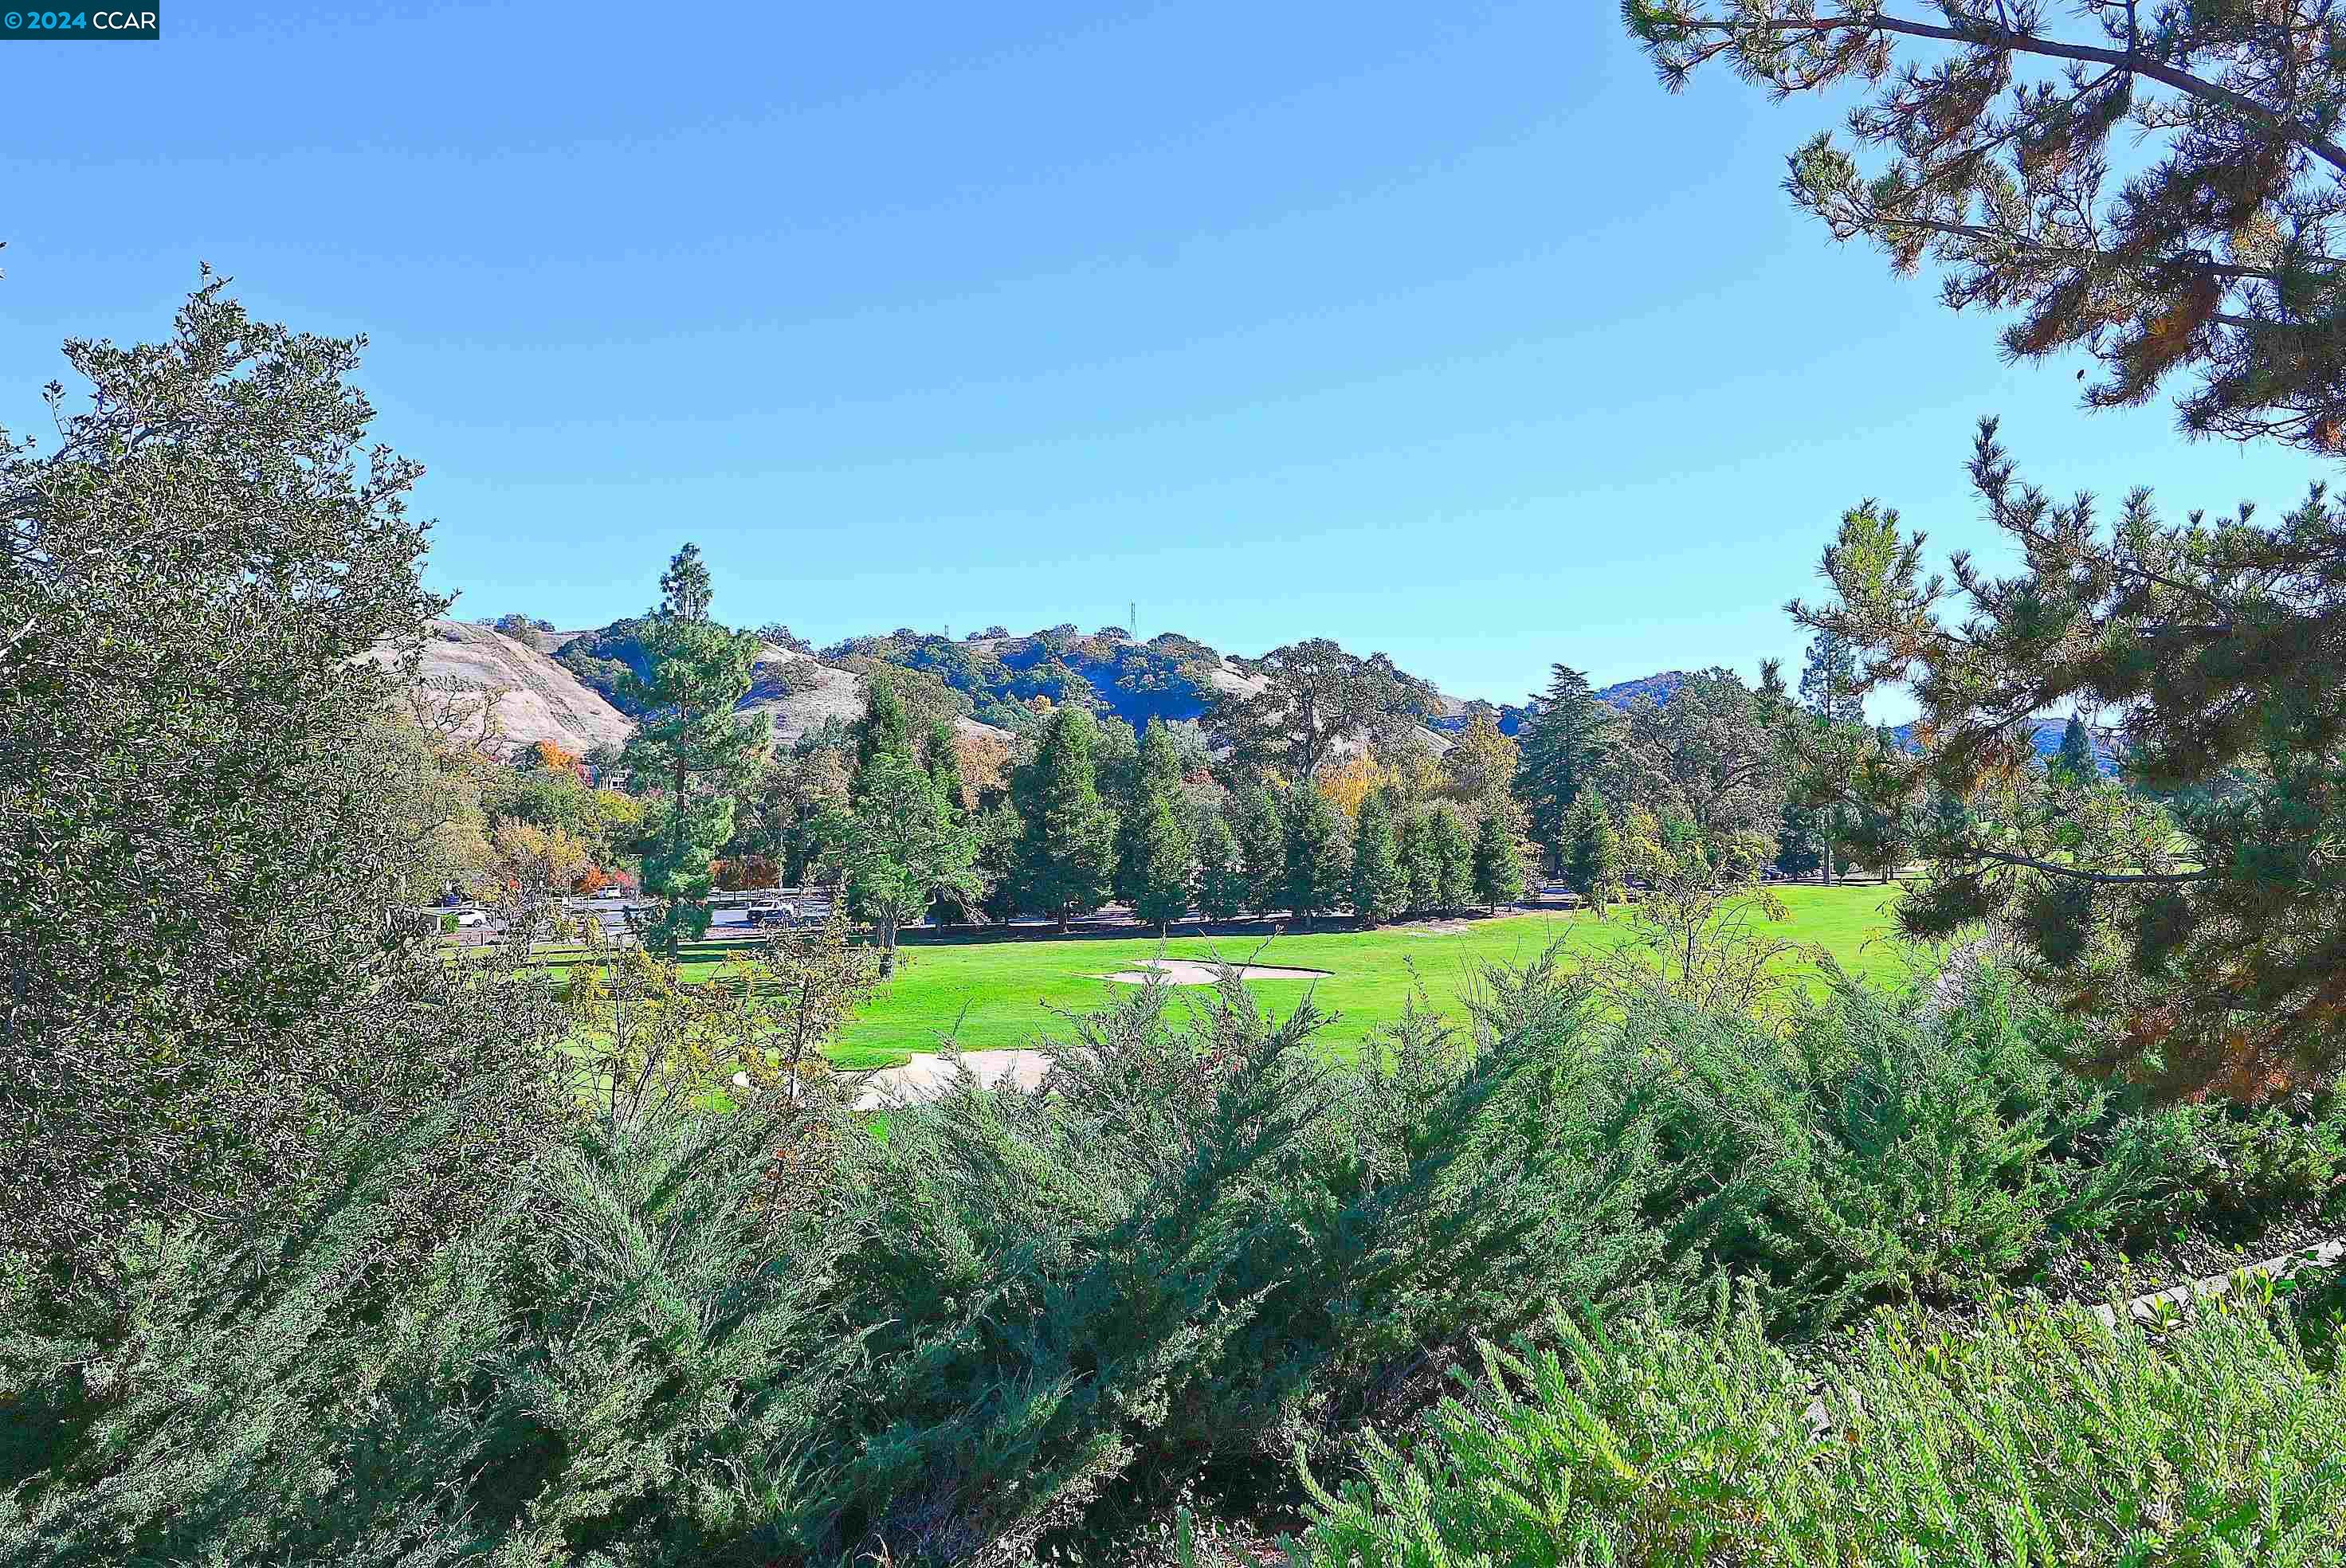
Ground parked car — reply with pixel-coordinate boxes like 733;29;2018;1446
453;909;490;928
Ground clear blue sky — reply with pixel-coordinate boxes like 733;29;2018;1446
2;0;2324;711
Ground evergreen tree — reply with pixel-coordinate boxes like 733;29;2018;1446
1121;720;1194;933
2055;715;2097;782
618;547;767;954
1194;809;1248;922
819;751;982;977
1471;812;1527;914
1799;629;1865;727
1348;786;1407;927
923;717;972;923
1627;2;2346;457
853;672;916;789
1116;719;1187;904
1127;797;1195;935
1795;419;2346;1096
1563;788;1622;915
1515;664;1615;871
1013;705;1119;930
1231;781;1287;914
1399;804;1439;915
0;280;554;1276
973;799;1025;923
657;542;713;621
1792;625;1873;884
924;716;967;814
1426;802;1475;913
1773;798;1823;883
1283;787;1352;925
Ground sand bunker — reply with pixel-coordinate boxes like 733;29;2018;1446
1099;959;1332;986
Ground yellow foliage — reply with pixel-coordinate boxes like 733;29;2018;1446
1316;752;1397;817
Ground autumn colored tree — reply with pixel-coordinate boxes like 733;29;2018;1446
1316;750;1400;819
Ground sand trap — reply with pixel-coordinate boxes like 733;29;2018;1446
1098;959;1332;985
733;1048;1053;1109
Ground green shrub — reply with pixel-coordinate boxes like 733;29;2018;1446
1290;1292;2346;1566
1610;966;2163;1332
0;1059;860;1566
2109;1095;2346;1241
822;958;1685;1562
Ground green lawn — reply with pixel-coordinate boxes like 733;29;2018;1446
539;884;1910;1068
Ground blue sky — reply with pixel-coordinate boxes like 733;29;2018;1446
2;0;2324;711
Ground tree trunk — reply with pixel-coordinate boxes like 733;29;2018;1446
878;911;898;978
1058;909;1071;933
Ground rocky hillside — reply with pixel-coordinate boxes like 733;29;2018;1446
372;620;634;755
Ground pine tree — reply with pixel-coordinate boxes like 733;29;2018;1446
657;542;713;621
1121;721;1194;933
1283;787;1351;925
1472;812;1526;914
853;672;916;788
819;751;982;977
1231;782;1287;915
1794;418;2346;1096
1515;664;1615;872
1799;629;1865;726
1116;719;1187;904
618;547;767;954
2055;715;2097;782
1426;802;1475;913
1348;787;1406;927
1626;3;2346;457
1563;788;1622;915
1399;804;1439;915
1195;809;1248;922
924;717;967;814
1014;705;1118;931
1128;798;1194;935
923;718;973;923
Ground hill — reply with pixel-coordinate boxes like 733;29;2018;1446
371;620;634;755
406;616;2126;774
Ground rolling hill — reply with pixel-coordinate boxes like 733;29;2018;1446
394;616;2120;773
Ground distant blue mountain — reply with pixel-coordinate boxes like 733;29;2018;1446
1884;716;2120;774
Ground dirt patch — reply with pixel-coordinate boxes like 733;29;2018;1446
1098;960;1332;986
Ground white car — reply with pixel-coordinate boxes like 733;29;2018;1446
453;909;491;928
